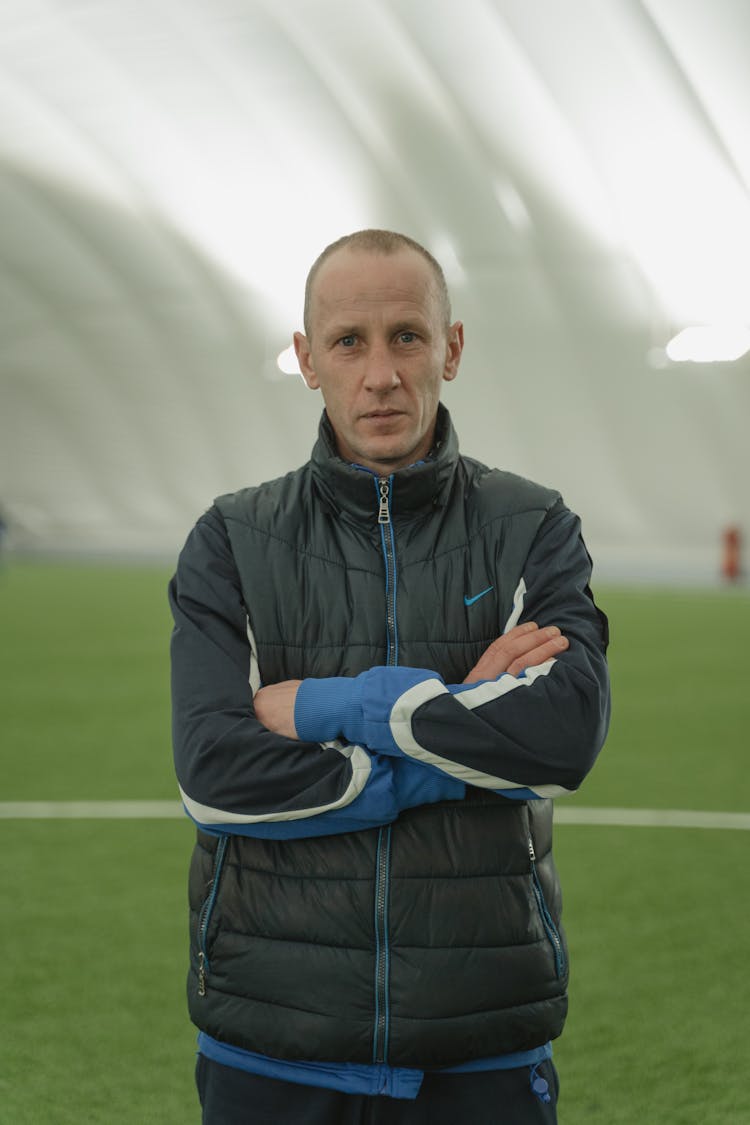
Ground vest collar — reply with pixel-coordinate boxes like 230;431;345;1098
310;403;459;523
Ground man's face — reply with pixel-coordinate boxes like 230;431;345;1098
294;247;463;475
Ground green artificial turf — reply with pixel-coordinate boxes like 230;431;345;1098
0;820;196;1124
0;563;175;800
571;585;750;812
1;564;748;1122
553;826;750;1123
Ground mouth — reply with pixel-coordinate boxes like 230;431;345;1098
361;409;403;420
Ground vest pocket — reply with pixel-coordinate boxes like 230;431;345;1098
196;835;229;996
528;836;566;978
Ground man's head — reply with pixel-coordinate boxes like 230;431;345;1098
295;230;463;475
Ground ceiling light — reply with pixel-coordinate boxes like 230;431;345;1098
277;345;302;376
665;326;750;363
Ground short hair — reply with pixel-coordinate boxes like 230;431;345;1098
303;229;452;337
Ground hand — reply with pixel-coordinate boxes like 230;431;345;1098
463;622;569;684
253;680;302;739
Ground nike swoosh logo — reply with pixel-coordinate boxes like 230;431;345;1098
464;585;494;607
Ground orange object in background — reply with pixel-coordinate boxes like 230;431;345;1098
721;525;742;582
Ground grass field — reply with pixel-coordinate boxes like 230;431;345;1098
1;563;748;1123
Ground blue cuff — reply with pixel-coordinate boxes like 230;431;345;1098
295;676;364;743
296;666;442;756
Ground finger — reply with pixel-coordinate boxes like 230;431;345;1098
504;621;539;637
506;635;569;677
462;625;565;683
501;623;559;651
481;625;562;672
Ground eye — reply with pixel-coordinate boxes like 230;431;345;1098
398;331;417;344
339;334;357;348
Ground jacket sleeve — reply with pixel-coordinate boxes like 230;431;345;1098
169;507;464;839
294;503;611;799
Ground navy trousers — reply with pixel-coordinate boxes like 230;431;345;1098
196;1055;559;1124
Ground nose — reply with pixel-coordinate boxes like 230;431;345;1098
363;343;400;393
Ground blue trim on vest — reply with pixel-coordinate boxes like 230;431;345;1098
197;1032;552;1100
494;786;543;801
439;1042;551;1073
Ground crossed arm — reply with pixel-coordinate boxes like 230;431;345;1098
170;504;609;837
254;622;570;740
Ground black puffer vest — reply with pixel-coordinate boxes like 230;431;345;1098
188;407;569;1068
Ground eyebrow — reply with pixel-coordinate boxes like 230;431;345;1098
325;318;428;342
324;325;361;345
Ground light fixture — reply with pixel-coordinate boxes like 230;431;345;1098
665;326;750;364
276;345;302;376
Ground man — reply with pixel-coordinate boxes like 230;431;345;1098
169;229;610;1123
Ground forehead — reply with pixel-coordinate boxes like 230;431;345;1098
310;248;441;326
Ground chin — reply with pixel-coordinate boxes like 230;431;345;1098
370;447;417;473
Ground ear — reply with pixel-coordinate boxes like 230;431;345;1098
442;321;464;383
294;331;320;390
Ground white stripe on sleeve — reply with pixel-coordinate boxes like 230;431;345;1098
387;661;572;797
179;740;373;825
247;618;261;694
502;577;527;633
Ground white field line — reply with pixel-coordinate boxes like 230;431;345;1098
0;801;748;829
0;800;185;819
554;806;750;830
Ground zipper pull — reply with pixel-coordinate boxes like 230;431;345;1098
377;478;390;525
198;951;207;997
528;836;536;863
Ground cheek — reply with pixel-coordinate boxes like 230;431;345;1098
322;384;354;420
417;375;444;411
